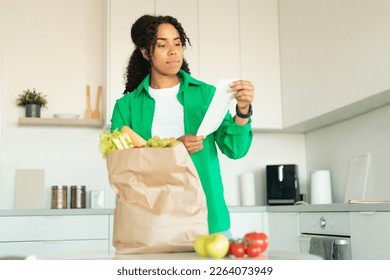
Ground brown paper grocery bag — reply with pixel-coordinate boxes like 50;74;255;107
106;143;208;254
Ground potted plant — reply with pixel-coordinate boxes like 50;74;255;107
16;88;48;118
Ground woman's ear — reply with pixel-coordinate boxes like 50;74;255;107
140;48;149;61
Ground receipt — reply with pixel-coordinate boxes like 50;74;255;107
196;79;236;136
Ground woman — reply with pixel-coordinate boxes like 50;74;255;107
110;15;254;238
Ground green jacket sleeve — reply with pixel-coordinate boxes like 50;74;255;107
213;113;253;159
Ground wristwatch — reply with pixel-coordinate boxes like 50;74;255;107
235;104;253;119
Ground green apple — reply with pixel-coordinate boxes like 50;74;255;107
194;235;209;257
205;233;230;258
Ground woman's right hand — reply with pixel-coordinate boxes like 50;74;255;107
177;134;205;154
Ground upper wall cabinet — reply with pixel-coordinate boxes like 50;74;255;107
279;0;390;131
103;0;154;126
239;0;282;129
105;0;282;130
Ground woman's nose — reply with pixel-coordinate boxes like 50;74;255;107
168;47;176;55
168;43;180;55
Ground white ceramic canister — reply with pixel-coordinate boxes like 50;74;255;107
310;170;332;204
240;172;256;206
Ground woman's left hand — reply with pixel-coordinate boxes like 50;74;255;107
230;80;255;112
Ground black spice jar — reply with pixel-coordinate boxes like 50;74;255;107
51;185;68;209
70;185;86;209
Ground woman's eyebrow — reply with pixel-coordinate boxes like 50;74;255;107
156;37;181;41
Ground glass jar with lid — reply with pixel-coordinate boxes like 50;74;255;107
70;185;86;209
51;185;68;209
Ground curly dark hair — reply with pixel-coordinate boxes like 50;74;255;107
123;15;191;94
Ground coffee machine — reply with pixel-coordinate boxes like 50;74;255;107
266;164;300;205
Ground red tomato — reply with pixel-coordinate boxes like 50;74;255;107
226;240;235;256
246;244;262;258
244;232;269;253
230;242;245;258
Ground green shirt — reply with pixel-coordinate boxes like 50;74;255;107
110;70;253;233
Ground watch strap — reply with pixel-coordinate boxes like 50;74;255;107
235;104;253;119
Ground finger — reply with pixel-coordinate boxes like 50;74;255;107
187;143;203;154
234;89;254;97
234;91;254;103
231;88;254;104
192;135;205;141
183;137;203;149
229;80;254;91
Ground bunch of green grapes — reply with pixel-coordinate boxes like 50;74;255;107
145;136;181;148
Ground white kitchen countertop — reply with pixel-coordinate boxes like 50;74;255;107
0;208;114;216
0;206;267;216
1;203;390;216
27;250;322;260
266;202;390;212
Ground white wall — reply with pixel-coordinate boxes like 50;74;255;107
0;0;307;209
305;104;390;203
0;0;115;209
221;132;307;206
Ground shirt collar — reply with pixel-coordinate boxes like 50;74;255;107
133;69;204;97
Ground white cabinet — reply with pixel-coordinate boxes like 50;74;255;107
267;212;300;253
230;211;263;239
267;209;390;259
350;211;390;260
0;240;108;257
104;0;155;125
109;214;115;253
239;0;282;129
279;0;390;129
0;215;110;257
198;0;240;84
105;0;282;129
198;0;283;129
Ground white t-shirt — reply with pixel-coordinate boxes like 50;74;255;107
148;83;184;138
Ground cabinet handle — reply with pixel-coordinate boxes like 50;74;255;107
358;211;376;215
319;217;326;229
299;236;349;246
42;241;65;245
334;239;349;246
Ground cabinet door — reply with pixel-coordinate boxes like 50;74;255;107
0;240;108;258
279;0;390;128
105;0;155;125
350;212;390;260
198;0;282;129
198;0;240;85
0;215;109;241
0;51;3;167
230;212;263;239
267;212;300;253
240;0;282;129
109;214;115;253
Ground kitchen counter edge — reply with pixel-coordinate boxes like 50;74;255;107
0;206;268;216
266;202;390;212
1;203;390;216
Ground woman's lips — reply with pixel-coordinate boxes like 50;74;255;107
167;60;181;65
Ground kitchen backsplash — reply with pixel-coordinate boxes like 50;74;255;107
305;104;390;203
